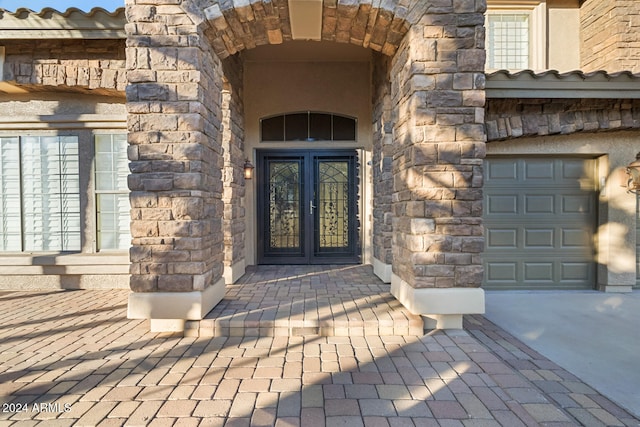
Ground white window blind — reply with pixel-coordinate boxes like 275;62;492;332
95;134;130;250
487;13;530;70
0;138;22;251
0;136;80;252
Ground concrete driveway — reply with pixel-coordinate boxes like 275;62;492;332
485;290;640;419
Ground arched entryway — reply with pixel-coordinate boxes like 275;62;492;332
126;0;487;332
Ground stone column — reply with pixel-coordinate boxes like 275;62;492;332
389;3;487;329
125;3;226;332
372;53;394;283
220;57;247;284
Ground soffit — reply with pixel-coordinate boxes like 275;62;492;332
0;7;125;39
486;69;640;99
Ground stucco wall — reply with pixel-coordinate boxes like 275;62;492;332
548;1;580;72
244;59;372;127
0;92;125;117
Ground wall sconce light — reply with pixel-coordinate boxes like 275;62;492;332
243;159;254;180
625;152;640;194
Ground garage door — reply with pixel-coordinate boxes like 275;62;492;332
483;158;596;290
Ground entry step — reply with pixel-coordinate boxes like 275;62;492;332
183;265;424;337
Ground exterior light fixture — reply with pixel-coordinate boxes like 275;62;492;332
625;152;640;193
243;159;254;180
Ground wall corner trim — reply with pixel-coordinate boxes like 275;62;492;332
372;258;392;284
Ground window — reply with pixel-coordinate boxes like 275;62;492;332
487;13;530;70
261;112;357;142
486;1;546;71
0;136;80;251
0;133;130;253
95;134;130;250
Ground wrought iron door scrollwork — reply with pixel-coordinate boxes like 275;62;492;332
268;162;300;249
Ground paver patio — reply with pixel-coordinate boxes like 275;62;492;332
0;266;638;426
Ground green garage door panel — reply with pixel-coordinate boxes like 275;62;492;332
484;158;597;290
636;200;640;289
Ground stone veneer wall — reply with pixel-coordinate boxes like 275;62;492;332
485;98;640;141
388;3;486;289
2;39;126;93
372;52;394;270
581;0;640;73
126;3;226;294
220;56;246;278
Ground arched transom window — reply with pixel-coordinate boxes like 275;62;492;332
261;112;357;142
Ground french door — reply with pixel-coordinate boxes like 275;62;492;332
257;150;360;264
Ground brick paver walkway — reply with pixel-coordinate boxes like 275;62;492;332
1;271;638;426
188;265;423;337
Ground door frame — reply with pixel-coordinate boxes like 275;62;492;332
256;149;361;265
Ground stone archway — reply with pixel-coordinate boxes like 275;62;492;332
126;0;487;332
202;0;420;59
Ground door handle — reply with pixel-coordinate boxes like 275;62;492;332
310;200;316;215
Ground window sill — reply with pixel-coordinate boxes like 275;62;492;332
0;252;129;266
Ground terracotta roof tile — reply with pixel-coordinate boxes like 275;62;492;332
1;6;124;16
0;6;125;38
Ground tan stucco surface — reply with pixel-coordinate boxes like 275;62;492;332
548;4;580;72
0;93;125;117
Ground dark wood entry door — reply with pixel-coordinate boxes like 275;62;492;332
257;150;360;264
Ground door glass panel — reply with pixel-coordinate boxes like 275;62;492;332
268;161;302;250
316;160;350;251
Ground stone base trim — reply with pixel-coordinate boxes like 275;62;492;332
128;277;226;331
391;274;485;330
224;259;246;285
150;319;186;333
372;258;392;283
422;314;464;330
